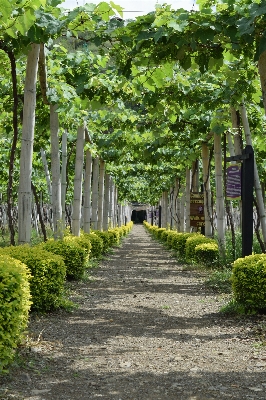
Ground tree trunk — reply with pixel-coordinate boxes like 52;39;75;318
214;133;225;254
41;148;53;204
50;103;62;238
202;143;213;237
258;50;266;115
109;177;114;228
31;182;47;241
240;103;266;248
103;173;110;231
91;156;99;230
97;159;105;231
185;168;191;233
18;43;40;244
83;149;92;233
61;130;67;231
72;124;85;236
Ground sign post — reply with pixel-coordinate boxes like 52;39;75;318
226;145;254;257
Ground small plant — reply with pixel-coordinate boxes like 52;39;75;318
195;242;219;267
205;269;232;293
220;298;246;315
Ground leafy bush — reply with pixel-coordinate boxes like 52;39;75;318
0;246;66;312
161;230;172;243
185;234;216;263
155;228;166;240
231;254;266;312
92;230;111;253
0;255;32;372
195;242;219;267
108;229;121;246
171;233;196;258
166;231;180;249
41;239;88;280
81;232;104;258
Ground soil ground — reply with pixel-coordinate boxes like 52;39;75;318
1;224;266;400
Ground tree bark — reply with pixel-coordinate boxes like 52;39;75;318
185;168;191;232
97;159;105;231
103;173;110;231
202;143;212;237
18;43;40;244
91;156;99;230
61;130;67;231
83;150;92;233
258;49;266;115
41;148;53;204
50;103;62;238
214;133;225;254
72;124;85;236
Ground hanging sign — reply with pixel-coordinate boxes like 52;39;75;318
226;164;241;200
190;192;205;227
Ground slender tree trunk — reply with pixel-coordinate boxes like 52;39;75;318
103;173;110;231
113;185;118;228
6;49;18;245
72;124;85;236
214;133;225;254
50;103;62;238
202;143;212;237
185;168;191;233
41;148;53;204
61;130;67;231
91;156;99;230
109;177;114;228
18;43;40;244
240;103;266;248
31;182;47;241
258;50;266;115
97;160;105;231
83;150;92;233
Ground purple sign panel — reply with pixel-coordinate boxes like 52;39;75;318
226;164;241;200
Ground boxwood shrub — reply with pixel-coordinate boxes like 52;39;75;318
166;231;180;249
92;230;111;253
108;228;121;246
0;246;66;312
194;242;219;267
81;232;104;258
171;233;197;258
0;255;32;372
232;254;266;312
40;239;88;280
185;235;216;263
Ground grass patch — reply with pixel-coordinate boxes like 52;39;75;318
204;269;232;293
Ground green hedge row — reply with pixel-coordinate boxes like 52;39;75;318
143;222;218;266
0;222;133;371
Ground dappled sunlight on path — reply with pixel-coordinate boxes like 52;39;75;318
2;225;266;400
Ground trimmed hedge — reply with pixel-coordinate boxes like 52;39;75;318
40;239;88;280
194;242;219;267
92;230;111;253
0;246;66;312
232;254;266;312
81;232;104;258
185;234;216;263
0;255;32;372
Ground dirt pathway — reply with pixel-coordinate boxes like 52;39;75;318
1;225;266;400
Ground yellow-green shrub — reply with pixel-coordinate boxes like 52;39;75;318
0;246;66;312
40;239;88;280
185;235;216;262
232;254;266;312
194;242;219;267
155;228;166;240
0;255;32;372
81;232;104;258
171;233;196;258
92;230;111;253
166;231;180;249
161;230;172;243
108;228;121;246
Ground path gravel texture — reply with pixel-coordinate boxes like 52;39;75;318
1;224;266;400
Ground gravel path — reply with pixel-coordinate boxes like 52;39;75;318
1;224;266;400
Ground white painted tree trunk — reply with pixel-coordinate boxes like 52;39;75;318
230;107;242;155
91;156;99;230
180;185;185;232
118;203;122;227
97;160;105;231
185;168;191;232
18;43;40;244
192;160;199;192
103;173;110;231
113;186;118;228
162;191;168;228
201;143;212;237
214;133;225;252
109;177;114;228
40;148;52;205
83;150;92;233
61;130;67;231
240;104;266;247
72;124;85;236
50;103;62;239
